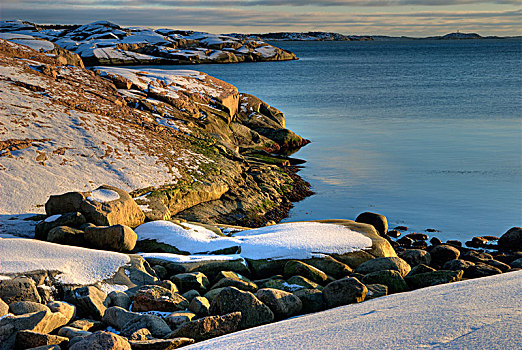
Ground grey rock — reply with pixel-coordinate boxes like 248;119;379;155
46;226;85;246
131;285;188;312
355;257;411;277
15;330;69;349
182;289;200;302
365;284;388;300
405;270;463;289
165;312;197;330
168;312;242;342
0;276;41;304
57;326;92;339
461;250;493;263
287;275;322;290
188;296;210;316
498;227;522;251
107;291;131;309
510;258;522;268
361;270;408;294
283;260;327;284
292;288;323;314
35;212;86;240
103;306;172;338
406;264;437;277
256;288;302;319
398;249;431;267
9;301;49;315
69;330;131;350
355;212;388;236
430;245;460;266
302;255;352;279
65;286;108;320
85;224;137;252
211;277;257;292
464;263;503;278
171;272;209;293
442;259;475;272
322;277;367;308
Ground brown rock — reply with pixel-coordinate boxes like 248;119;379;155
69;331;131;350
322;277;368;308
15;330;69;349
131;285;188;312
256;288;302;319
129;338;195;350
168;312;242;341
0;276;41;304
84;224;137;252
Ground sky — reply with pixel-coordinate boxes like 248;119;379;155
1;0;521;36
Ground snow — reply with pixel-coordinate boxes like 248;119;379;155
0;238;130;285
87;188;120;203
139;252;245;264
255;45;277;58
0;33;55;52
135;221;372;260
186;271;522;350
44;214;61;223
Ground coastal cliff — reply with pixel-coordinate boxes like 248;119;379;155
0;38;310;226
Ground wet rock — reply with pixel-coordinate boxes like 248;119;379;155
209;287;274;329
322;277;367;308
9;301;49;315
168;312;242;341
65;286;107;320
430;237;442;246
397;236;414;247
361;270;408;294
188;296;210;316
429;244;460;267
256;288;302;319
15;330;69;349
107;291;131;309
0;276;41;304
365;284;388;300
131;285;188;312
355;212;388;236
171;272;210;293
293;288;323;314
398;249;431;267
405;270;463;289
387;230;401;238
355;257;411;277
69;331;131;350
464;263;503;278
498;227;522;251
84;224;137;252
35;212;87;240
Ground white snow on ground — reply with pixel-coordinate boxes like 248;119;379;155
135;221;372;260
0;238;130;285
0;214;38;238
0;33;55;52
44;214;61;223
186;271;522;350
139;253;245;264
87;188;120;203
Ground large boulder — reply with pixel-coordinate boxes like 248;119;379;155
498;227;522;251
293;289;324;314
35;212;87;240
361;270;408;294
188;296;211;317
302;255;352;278
355;212;388;236
46;226;86;246
398;249;431;267
131;285;188;312
283;260;327;284
211;277;258;293
429;244;461;267
0;298;8;317
45;185;145;227
168;312;242;341
64;286;108;320
0;276;41;304
209;287;274;329
69;331;131;350
165;312;197;329
102;306;171;338
171;272;210;293
84;225;137;252
322;277;367;308
256;288;302;319
15;330;69;349
405;270;463;289
464;263;503;278
9;301;49;315
355;257;411;277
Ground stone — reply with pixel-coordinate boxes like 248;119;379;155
510;258;522;268
132;285;188;312
211;277;257;292
165;312;197;329
461;250;493;263
46;226;85;246
361;270;408;294
302;255;352;278
57;326;92;339
209;287;274;329
405;270;463;289
0;276;41;304
145;255;250;278
35;212;87;240
182;290;200;302
171;272;209;293
0;310;68;349
464;263;503;278
68;319;103;331
429;244;460;266
155;280;179;294
213;271;247;283
128;328;152;341
332;250;376;269
387;230;401;238
442;259;475;272
355;212;388;236
69;331;131;350
37;285;53;304
102;307;171;338
365;284;388;300
203;287;227;302
188;296;210;316
293;288;324;314
0;298;8;317
15;330;69;349
129;338;195;350
46;301;76;323
483;259;511;272
498;227;522;251
65;286;108;320
168;312;242;341
430;237;442;246
397;236;413;247
322;277;367;308
466;237;490;248
84;224;137;252
107;291;131;309
9;301;49;315
284;260;328;284
287;276;321;290
256;288;302;319
406;264;437;277
446;240;462;247
398;249;431;267
355;257;411;277
405;233;429;241
152;265;168;280
412;241;428;250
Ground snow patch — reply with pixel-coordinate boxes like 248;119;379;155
87;188;120;203
44;214;62;223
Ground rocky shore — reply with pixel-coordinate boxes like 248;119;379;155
0;185;520;349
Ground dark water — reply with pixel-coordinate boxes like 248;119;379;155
142;39;522;241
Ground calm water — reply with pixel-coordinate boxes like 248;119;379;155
141;40;522;241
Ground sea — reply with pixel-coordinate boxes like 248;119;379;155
141;39;522;242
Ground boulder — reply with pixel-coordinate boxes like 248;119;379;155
322;277;367;308
103;255;158;288
155;280;179;294
168;312;242;342
302;255;352;278
35;212;87;240
203;287;227;302
361;270;408;294
442;259;475;272
188;296;210;316
129;338;195;350
165;311;197;329
510;258;522;268
429;244;460;266
464;263;503;278
64;286;108;320
0;298;8;317
69;331;131;350
355;212;388;236
256;288;302;319
9;301;49;315
483;259;511;272
209;287;274;329
405;270;463;289
293;288;323;314
461;250;493;263
171;272;209;293
332;250;376;269
406;264;437;277
131;285;188;312
355;257;411;277
145;255;249;277
287;276;321;290
102;307;171;338
84;224;137;252
68;319;103;331
15;330;69;349
107;291;131;309
0;276;41;304
406;233;429;241
46;226;86;246
498;227;522;251
398;249;431;267
365;284;388;300
128;328;152;341
211;277;257;293
57;326;92;339
182;290;200;302
261;279;303;292
283;260;327;284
